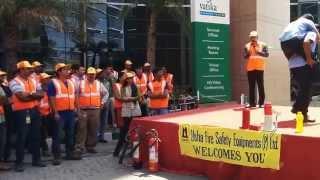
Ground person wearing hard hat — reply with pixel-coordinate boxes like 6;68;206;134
9;61;45;172
244;31;269;108
113;72;141;157
31;61;44;83
143;62;154;82
75;67;108;154
38;73;52;157
47;63;80;165
0;70;11;171
121;60;135;75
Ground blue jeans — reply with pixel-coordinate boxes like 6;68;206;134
52;111;75;158
150;108;169;116
14;108;41;164
99;99;114;140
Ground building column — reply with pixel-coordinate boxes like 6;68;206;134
230;0;290;105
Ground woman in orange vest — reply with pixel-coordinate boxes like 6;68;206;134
47;63;81;166
148;69;169;115
38;73;52;158
113;72;141;157
9;61;45;172
134;67;148;116
244;31;269;108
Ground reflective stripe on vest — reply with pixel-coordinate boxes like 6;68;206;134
52;79;75;111
12;76;37;111
246;42;266;71
39;94;50;116
113;83;122;108
148;80;169;109
134;74;148;95
78;80;101;108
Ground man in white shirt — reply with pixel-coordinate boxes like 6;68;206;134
289;31;318;123
280;14;320;61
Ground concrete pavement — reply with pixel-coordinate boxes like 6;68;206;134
0;141;207;180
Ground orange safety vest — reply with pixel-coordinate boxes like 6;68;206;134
52;78;75;111
11;76;37;111
245;41;267;71
78;79;101;109
134;74;148;95
148;80;169;109
113;83;122;108
163;73;174;93
39;94;50;116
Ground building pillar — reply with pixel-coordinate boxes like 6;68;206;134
230;0;290;105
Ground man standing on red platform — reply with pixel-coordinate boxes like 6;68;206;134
244;31;269;108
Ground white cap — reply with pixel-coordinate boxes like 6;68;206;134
249;31;258;37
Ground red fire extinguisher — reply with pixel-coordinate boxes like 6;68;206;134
148;129;161;173
130;127;142;169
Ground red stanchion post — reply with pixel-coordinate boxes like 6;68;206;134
242;108;250;129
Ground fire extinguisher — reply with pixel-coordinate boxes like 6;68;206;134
148;129;161;173
130;127;143;169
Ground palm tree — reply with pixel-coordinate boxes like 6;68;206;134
124;0;190;68
0;0;63;72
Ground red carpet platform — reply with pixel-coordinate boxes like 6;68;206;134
130;103;320;180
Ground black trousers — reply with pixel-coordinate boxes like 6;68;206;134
0;123;6;161
281;37;305;60
113;117;132;155
247;70;265;106
14;108;41;164
290;65;312;117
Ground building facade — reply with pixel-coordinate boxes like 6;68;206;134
0;0;294;104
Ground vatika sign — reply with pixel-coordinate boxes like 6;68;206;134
191;0;231;103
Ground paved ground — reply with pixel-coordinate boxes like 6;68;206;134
0;141;207;180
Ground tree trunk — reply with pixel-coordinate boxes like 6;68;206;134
3;27;18;75
146;10;158;68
